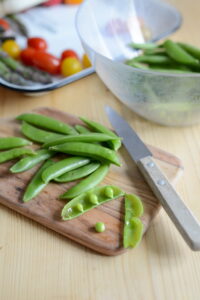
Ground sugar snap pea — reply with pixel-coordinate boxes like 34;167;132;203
61;185;125;220
21;121;64;144
0;148;36;164
17;113;78;135
178;42;200;60
54;162;100;183
75;125;91;134
0;137;32;150
50;142;121;166
80;117;121;151
10;149;55;173
43;133;120;148
128;54;172;65
129;42;158;50
42;157;90;183
60;164;109;199
123;194;144;248
23;159;54;202
163;40;200;67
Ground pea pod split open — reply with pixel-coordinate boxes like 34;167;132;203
43;133;121;148
10;149;55;173
42;157;90;183
61;185;125;220
0;148;36;164
21;121;65;144
0;137;32;150
50;142;121;166
60;164;109;199
17;113;78;135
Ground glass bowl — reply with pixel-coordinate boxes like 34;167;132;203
76;0;200;126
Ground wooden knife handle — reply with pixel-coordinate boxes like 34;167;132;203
137;156;200;251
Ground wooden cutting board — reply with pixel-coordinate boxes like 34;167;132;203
0;107;183;256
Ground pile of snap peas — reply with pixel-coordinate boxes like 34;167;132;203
127;39;200;73
0;112;144;248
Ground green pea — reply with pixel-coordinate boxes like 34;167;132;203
0;148;36;164
43;133;120;148
10;149;55;173
80;117;121;151
95;222;105;233
60;164;109;199
0;137;32;150
61;185;125;220
23;160;54;202
41;157;90;183
163;40;200;67
50;142;121;166
54;162;100;183
88;194;99;205
17;113;78;135
21;121;64;144
123;194;144;248
75;125;91;134
76;203;84;212
104;186;114;198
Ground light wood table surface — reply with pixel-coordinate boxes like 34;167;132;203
0;1;200;299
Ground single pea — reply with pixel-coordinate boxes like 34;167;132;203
89;194;98;205
104;186;114;198
95;222;106;233
76;203;84;212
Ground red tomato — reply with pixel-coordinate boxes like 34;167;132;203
61;49;79;61
43;0;62;6
20;48;36;65
32;52;60;74
28;37;48;51
0;19;10;31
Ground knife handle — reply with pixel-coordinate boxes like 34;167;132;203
137;156;200;251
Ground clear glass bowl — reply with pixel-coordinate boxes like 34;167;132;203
76;0;200;126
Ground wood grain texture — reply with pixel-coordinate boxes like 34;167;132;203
0;107;182;255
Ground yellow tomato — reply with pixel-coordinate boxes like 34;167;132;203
82;53;92;68
61;57;83;77
2;40;20;59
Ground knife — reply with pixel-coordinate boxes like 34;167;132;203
105;106;200;251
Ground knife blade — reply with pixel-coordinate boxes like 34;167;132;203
105;106;200;251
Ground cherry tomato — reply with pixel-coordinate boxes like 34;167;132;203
28;37;48;51
61;49;79;61
82;53;92;68
64;0;83;4
32;52;60;74
43;0;62;5
2;40;20;59
0;19;10;31
61;57;83;77
20;48;36;66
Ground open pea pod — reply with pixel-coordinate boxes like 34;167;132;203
123;194;144;248
61;185;125;220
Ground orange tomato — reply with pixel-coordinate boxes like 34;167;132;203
61;57;82;77
64;0;83;4
82;53;92;68
2;40;20;59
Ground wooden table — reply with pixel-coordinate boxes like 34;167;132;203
0;0;200;299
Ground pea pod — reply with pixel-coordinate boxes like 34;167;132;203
163;40;200;67
0;148;36;164
75;125;91;134
43;133;120;148
60;164;109;199
80;117;121;151
21;121;64;144
129;42;158;50
23;159;54;202
178;42;200;60
61;185;125;220
123;194;144;248
55;162;100;183
10;149;55;173
128;55;172;65
17;113;78;135
50;142;121;166
0;137;32;150
42;157;90;183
